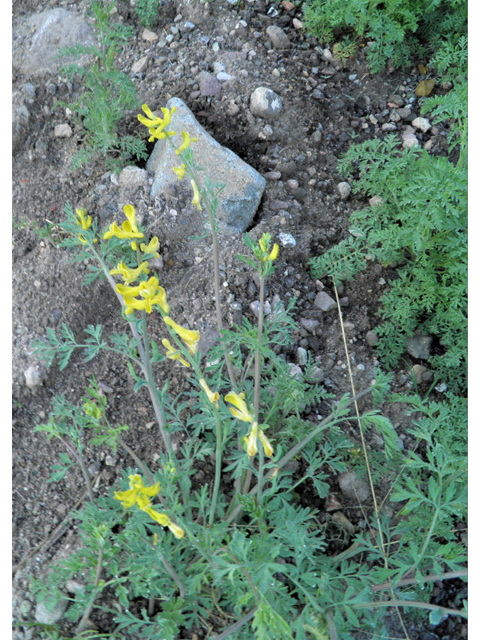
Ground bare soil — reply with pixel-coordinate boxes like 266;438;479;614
12;1;467;639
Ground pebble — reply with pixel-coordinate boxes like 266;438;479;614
277;232;296;247
286;179;299;189
314;291;336;312
276;161;297;175
118;166;148;188
412;116;431;132
336;182;351;199
266;25;291;49
297;347;308;365
311;130;322;144
265;171;281;180
142;29;158;42
23;82;35;97
131;55;148;73
35;597;68;624
217;72;234;82
54;123;72;138
412;364;427;384
300;318;320;333
293;18;303;29
366;331;378;347
226;102;240;116
282;0;295;9
406;335;432;360
197;71;222;96
338;471;370;503
369;195;383;207
396;106;411;119
250;300;271;318
250;86;283;120
321;49;333;61
402;126;419;149
24;365;44;390
183;21;195;32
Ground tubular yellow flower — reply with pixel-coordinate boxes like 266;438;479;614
140;237;160;256
267;243;279;261
259;429;274;457
199;379;220;408
175;131;198;155
114;474;161;509
110;260;150;285
103;205;144;242
191;179;202;211
225;391;254;423
162;339;191;367
138;104;165;128
164;316;200;354
136;494;185;539
117;278;169;315
244;422;258;457
75;208;92;230
148;129;176;143
173;164;186;180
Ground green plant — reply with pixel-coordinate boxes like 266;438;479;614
309;69;467;394
135;0;160;29
30;106;467;639
303;0;467;72
57;0;147;172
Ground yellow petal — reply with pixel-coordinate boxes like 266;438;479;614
225;392;254;423
259;430;274;458
168;521;185;539
164;316;200;354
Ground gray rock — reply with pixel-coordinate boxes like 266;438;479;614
365;331;379;347
12;8;95;76
12;93;30;154
132;55;148;74
217;71;234;82
300;317;320;333
338;471;370;503
197;71;222;96
412;364;427;384
311;130;323;144
250;300;271;318
314;291;336;312
277;232;296;247
266;25;291;49
24;365;44;391
337;182;351;199
297;347;308;365
35;596;68;625
147;98;266;234
54;123;73;138
118;166;149;188
412;116;431;132
250;87;283;120
396;106;412;119
276;161;297;175
402;126;419;149
406;335;433;360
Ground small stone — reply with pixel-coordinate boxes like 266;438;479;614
35;597;68;625
365;331;378;347
217;72;234;82
369;196;383;207
266;25;291;49
336;182;351;199
213;61;226;74
286;179;299;189
276;161;297;175
369;114;378;125
66;580;85;595
197;71;222;96
226;103;240;116
250;300;271;319
142;29;158;42
54;123;72;137
396;106;412;119
402;127;419;149
105;455;116;466
412;364;427;384
412;116;431;133
183;21;195;32
331;511;355;534
265;171;281;180
406;335;433;360
338;471;370;503
292;18;303;29
297;347;308;365
118;166;149;188
250;87;283;120
282;0;295;9
277;232;296;247
288;363;303;380
24;366;44;390
382;122;397;131
322;49;332;62
300;317;320;333
311;130;323;144
314;291;336;312
131;56;148;74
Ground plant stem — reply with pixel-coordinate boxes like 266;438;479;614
371;568;468;592
353;599;467;619
209;411;224;525
212;608;258;640
142;536;186;598
59;436;95;503
76;547;104;635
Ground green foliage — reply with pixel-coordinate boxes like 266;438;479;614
303;0;467;72
135;0;160;29
309;86;467;393
57;0;147;172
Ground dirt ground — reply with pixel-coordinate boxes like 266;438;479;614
12;1;467;638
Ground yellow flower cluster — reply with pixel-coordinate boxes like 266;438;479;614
259;234;279;263
138;104;202;211
114;474;184;539
74;208;97;244
224;392;274;458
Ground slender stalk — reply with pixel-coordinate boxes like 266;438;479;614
253;276;265;419
212;608;258;640
353;599;467;619
142;536;186;598
209;411;224;525
76;547;104;635
372;568;468;592
257;447;265;507
226;387;374;524
59;436;95;503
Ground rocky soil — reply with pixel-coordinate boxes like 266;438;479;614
12;0;466;639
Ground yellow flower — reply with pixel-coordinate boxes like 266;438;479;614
162;338;191;367
75;208;92;230
140;237;160;257
164;316;200;354
74;208;97;244
176;131;198;155
243;423;274;458
103;205;144;242
225;391;254;423
117;277;169;315
173;164;186;180
148;129;176;143
259;234;279;262
114;474;161;509
136;494;185;539
199;379;219;408
137;104;165;128
110;260;150;285
191;179;202;210
267;243;279;261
